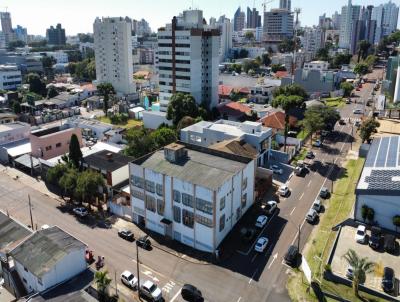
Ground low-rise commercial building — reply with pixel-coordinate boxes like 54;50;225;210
0;64;22;90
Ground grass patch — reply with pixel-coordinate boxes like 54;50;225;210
286;158;388;302
297;129;310;140
323;97;345;108
292;148;307;165
97;116;143;129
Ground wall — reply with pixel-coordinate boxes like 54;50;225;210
142;111;172;130
0;123;30;146
111;164;129;187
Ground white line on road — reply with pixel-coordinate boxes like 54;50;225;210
268;253;278;269
251;253;258;263
237;297;242;302
299;193;304;200
170;288;182;302
290;207;296;216
249;269;258;284
307;180;311;187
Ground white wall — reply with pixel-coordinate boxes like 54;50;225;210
111;164;129;187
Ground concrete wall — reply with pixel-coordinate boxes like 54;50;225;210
111;164;129;187
142;111;172;130
0;123;30;146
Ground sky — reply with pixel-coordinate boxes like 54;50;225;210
2;0;399;36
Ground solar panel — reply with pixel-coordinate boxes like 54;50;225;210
375;137;389;167
365;138;380;167
386;136;399;167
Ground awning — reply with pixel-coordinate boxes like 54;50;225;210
160;218;172;225
14;154;40;169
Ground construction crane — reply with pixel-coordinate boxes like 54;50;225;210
294;8;301;28
262;0;276;13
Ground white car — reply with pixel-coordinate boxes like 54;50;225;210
121;270;138;289
312;199;322;212
355;225;367;243
278;185;289;197
353;108;362;114
73;207;88;217
255;237;269;252
255;215;268;228
140;280;163;301
264;200;277;215
313;140;322;147
270;165;283;175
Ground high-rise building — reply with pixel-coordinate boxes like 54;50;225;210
279;0;291;11
135;18;152;37
157;10;220;111
0;32;6;49
46;24;66;45
215;16;233;62
233;7;245;32
247;7;262;29
14;25;27;43
93;17;136;95
0;12;14;46
372;1;399;43
303;26;324;57
263;9;294;42
332;11;341;30
338;0;361;49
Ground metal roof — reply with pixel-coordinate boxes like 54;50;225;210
0;211;32;253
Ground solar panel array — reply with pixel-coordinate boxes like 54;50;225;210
364;137;400;168
375;137;390;167
387;136;399;167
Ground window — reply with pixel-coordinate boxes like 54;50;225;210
56;142;62;148
173;190;181;203
241;193;247;209
145;180;155;193
196;198;213;215
156;184;163;196
195;214;213;228
132;189;144;200
45;145;52;151
132;176;144;189
220;197;226;211
173;205;181;223
242;178;248;190
220;214;225;232
145;195;156;212
157;199;164;215
182;193;194;208
182;209;194;228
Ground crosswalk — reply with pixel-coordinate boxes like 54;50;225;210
162;280;176;293
339;117;362;124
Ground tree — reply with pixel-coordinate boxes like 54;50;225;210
7;40;25;50
68;58;96;81
393;215;400;232
67;50;83;62
94;270;112;302
261;53;271;66
76;170;105;206
271;64;286;73
320;106;341;131
69;134;83;168
340;82;354;97
244;31;254;42
238;49;248;59
273;84;308;99
299;107;325;141
124;128;155;158
26;73;46;96
316;47;329;61
331;54;352;68
46;164;68;185
166;93;199;125
367;207;375;222
360;118;380;143
42;56;56;69
47;85;59;98
150;127;177;148
342;249;375;297
12;101;21;114
97;83;115;115
354;63;369;76
242;59;260;73
361;205;368;222
59;167;78;200
278;38;295;53
78;33;94;43
357;40;371;62
177;116;196;131
364;55;377;68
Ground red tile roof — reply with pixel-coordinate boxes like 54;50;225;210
80;83;97;91
275;71;289;78
218;85;234;97
218;101;252;117
238;87;250;94
260;111;297;131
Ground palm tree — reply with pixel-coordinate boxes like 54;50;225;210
342;249;375;298
95;270;112;302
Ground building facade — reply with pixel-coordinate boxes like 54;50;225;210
0;64;21;90
233;7;245;32
303;26;324;58
14;25;27;43
93;17;136;95
0;12;14;46
46;24;66;46
215;16;233;63
279;0;291;11
372;1;399;43
263;9;294;42
246;7;262;29
338;0;361;49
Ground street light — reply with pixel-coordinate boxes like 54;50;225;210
136;243;141;300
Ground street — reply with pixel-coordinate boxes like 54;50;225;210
0;69;382;302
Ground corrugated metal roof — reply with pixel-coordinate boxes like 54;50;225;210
0;211;32;253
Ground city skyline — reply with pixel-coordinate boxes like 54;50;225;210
3;0;399;36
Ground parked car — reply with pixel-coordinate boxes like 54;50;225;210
346;98;352;104
339;119;346;125
255;215;268;228
321;130;329;137
319;187;329;199
288;131;298;137
353;108;362;114
295;166;306;176
263;200;277;215
181;284;203;302
73;207;88;217
381;267;395;293
355;225;367;244
306;208;318;223
118;229;134;241
278;185;289;197
313;140;322;147
369;226;382;249
306;151;315;159
136;235;151;249
255;237;269;252
346;265;354;280
354;120;361;128
384;234;396;254
140;280;163;301
240;227;256;243
284;245;299;266
270;164;283;175
312;199;322;212
121;270;138;289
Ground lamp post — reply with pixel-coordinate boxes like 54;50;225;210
136;243;141;300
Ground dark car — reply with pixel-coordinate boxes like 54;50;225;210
369;226;381;249
382;267;395;293
384;234;396;254
339;119;346;125
284;245;299;266
306;151;315;159
118;229;134;241
136;235;151;249
319;187;329;199
181;284;203;302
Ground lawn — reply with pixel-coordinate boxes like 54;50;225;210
97;116;143;129
292;148;307;165
297;129;310;140
286;158;387;302
323;97;345;108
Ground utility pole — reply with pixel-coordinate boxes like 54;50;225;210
28;195;33;229
297;224;301;252
331;159;334;193
136;243;141;300
114;270;118;297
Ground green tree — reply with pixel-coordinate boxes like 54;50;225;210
320;106;341;131
150;127;177;148
261;53;271;66
360;118;380;143
177;116;196;131
59;167;78;200
273;84;308;99
94;270;112;302
42;56;56;69
271;64;286;73
342;249;375;298
393;215;400;232
67;50;83;62
316;47;329;61
357;40;371;62
78;33;94;43
238;49;248;58
97;83;115;115
242;59;260;73
26;73;46;96
364;55;377;68
367;207;375;222
354;63;369;76
47;85;59;98
12;101;21;114
244;31;254;42
76;170;105;206
331;54;352;68
361;205;368;222
7;40;25;50
340;82;354;97
68;58;96;81
278;38;295;53
299;107;325;141
69;134;82;168
166;93;199;125
46;164;68;185
124;127;155;158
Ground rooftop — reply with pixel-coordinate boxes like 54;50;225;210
0;211;32;253
10;226;86;278
0;122;29;133
357;136;400;195
83;150;133;172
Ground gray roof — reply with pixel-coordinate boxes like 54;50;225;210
0;211;32;253
140;147;249;190
10;226;86;278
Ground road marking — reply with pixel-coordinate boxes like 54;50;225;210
170;288;182;302
237;297;242;302
307;180;311;187
249;269;258;284
162;280;175;293
251;253;258;263
290;207;296;216
268;253;278;269
299;193;304;200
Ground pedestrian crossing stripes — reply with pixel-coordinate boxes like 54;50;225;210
162;280;176;293
339;117;362;124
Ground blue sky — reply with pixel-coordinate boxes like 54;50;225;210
3;0;399;36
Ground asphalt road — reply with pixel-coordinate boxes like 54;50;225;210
0;69;383;302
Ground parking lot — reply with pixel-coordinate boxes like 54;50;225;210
331;226;400;297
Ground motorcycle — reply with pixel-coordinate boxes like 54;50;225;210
95;256;105;270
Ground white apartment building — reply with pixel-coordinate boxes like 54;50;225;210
215;16;233;63
339;0;361;49
93;17;136;95
157;10;220;111
0;65;21;90
45;51;68;64
303;61;329;71
129;142;255;253
263;9;294;42
303;27;324;58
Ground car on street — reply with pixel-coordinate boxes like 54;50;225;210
263;200;278;214
181;284;203;302
306;151;315;159
312;199;322;212
295;165;306;176
255;215;268;228
354;120;361;128
270;164;283;175
369;226;382;249
306;208;318;223
339;119;346;125
284;245;299;266
346;98;352;104
121;270;138;289
381;267;395;293
353;108;362;114
384;234;396;254
136;235;151;250
73;207;88;217
355;225;367;244
118;229;134;241
356;87;360;91
278;185;289;197
313;140;322;147
319;187;329;199
346;265;354;280
255;237;269;252
140;280;163;301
